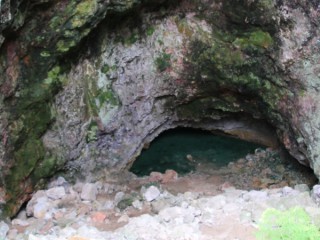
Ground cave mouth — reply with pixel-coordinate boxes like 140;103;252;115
130;127;263;177
130;127;318;190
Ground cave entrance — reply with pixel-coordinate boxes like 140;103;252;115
130;127;263;176
130;127;317;190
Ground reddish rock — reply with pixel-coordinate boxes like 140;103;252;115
149;172;163;182
90;211;107;224
162;170;178;184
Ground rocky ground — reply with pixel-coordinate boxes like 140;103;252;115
1;148;320;240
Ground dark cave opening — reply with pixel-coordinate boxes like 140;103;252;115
129;127;318;190
130;127;263;177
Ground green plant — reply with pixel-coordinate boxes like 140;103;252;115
155;52;171;72
256;207;320;240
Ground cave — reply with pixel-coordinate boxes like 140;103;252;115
129;127;317;191
1;0;320;229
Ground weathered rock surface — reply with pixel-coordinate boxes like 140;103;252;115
1;0;320;217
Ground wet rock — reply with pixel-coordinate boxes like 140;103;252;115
80;183;97;201
142;186;161;202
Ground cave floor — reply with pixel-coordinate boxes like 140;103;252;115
4;148;319;240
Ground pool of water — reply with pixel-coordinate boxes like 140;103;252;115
130;128;263;176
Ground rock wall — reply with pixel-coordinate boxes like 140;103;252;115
0;0;320;218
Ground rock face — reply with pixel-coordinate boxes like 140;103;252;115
0;0;320;217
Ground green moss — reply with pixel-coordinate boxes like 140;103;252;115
40;51;51;57
72;0;97;28
124;33;139;45
155;52;171;72
6;139;45;190
146;26;155;36
97;90;118;106
257;207;320;240
101;64;110;74
32;156;58;179
56;40;76;52
86;121;99;142
233;30;273;49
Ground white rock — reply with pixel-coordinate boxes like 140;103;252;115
46;186;66;200
81;183;97;201
26;190;47;216
143;186;161;202
0;221;9;239
33;197;53;219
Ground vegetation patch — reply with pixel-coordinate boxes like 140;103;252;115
155;52;171;72
256;207;320;240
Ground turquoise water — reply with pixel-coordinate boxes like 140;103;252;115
130;128;263;176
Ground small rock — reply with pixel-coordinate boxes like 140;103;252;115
0;221;9;239
114;192;125;205
143;186;161;202
117;214;129;223
132;200;143;210
46;186;66;200
149;172;163;182
162;169;178;183
103;200;115;210
90;212;107;224
81;183;97;201
186;154;194;162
